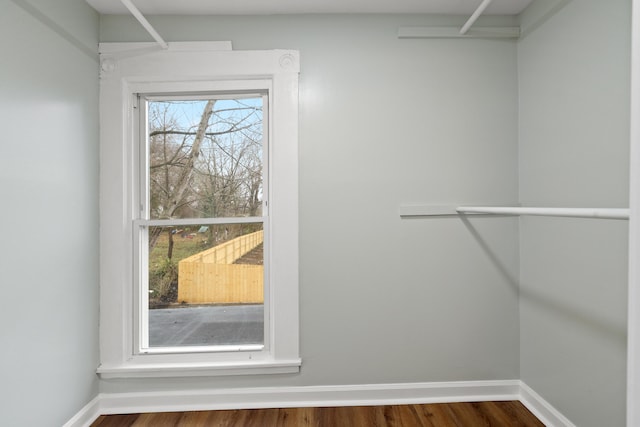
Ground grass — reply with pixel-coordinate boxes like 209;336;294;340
150;229;212;267
148;228;213;301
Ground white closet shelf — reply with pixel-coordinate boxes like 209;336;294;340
399;205;629;220
397;26;520;39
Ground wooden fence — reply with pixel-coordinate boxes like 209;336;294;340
178;230;264;304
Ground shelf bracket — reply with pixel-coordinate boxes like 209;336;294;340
120;0;168;50
460;0;494;35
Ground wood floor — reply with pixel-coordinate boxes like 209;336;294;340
91;401;544;426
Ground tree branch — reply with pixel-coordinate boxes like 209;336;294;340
149;123;255;138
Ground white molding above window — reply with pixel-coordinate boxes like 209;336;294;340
97;42;300;378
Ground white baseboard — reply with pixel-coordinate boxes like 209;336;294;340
519;382;577;427
61;395;101;427
98;379;520;415
64;380;574;427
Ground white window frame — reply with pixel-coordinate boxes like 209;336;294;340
135;89;269;355
97;42;300;378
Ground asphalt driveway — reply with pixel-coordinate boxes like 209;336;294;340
149;304;264;347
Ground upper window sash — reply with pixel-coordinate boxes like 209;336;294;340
136;91;269;222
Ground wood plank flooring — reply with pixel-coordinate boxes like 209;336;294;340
91;401;544;426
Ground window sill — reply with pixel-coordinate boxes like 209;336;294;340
97;359;301;379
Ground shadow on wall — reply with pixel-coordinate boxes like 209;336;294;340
519;0;574;40
9;0;98;60
459;214;626;347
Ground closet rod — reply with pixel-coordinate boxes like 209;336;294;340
456;206;630;220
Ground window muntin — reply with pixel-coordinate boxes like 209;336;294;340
136;94;268;353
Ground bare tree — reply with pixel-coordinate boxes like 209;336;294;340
147;98;263;253
148;100;214;250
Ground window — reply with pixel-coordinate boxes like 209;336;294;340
97;43;300;378
138;94;267;353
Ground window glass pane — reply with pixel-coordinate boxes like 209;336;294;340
147;222;264;348
147;97;264;220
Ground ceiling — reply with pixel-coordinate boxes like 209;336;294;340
86;0;535;16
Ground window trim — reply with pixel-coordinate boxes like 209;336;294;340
97;43;300;378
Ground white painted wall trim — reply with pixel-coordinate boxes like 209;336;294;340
629;2;640;426
61;396;101;427
63;380;575;427
519;382;577;427
97;380;520;415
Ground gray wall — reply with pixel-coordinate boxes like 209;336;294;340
0;3;628;424
0;0;100;425
98;14;521;393
518;1;630;426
